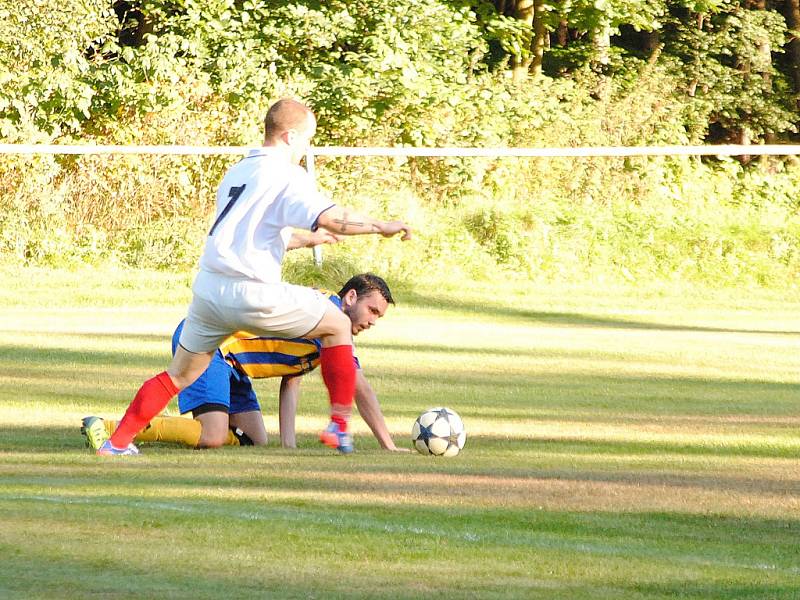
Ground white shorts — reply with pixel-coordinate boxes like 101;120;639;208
178;270;329;353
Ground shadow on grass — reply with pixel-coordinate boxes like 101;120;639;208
0;549;369;600
625;582;800;600
384;368;800;413
362;340;800;365
401;290;800;336
0;342;166;369
2;330;172;344
2;339;798;431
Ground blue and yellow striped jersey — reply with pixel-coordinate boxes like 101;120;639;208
218;289;358;378
222;336;322;378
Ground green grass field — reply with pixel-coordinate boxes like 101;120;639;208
1;267;799;599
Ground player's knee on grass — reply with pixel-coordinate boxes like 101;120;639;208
229;411;268;446
195;410;232;448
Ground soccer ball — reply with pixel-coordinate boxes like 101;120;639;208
411;407;466;457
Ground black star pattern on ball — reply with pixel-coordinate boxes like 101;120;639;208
435;408;451;421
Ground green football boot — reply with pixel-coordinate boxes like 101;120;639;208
80;416;110;451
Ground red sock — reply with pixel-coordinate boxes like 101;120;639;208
320;345;356;432
109;372;179;448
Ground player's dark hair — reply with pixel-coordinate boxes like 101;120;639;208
339;273;394;305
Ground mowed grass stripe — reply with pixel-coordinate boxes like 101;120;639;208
1;268;799;598
1;493;797;578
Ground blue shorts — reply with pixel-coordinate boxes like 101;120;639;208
172;321;260;415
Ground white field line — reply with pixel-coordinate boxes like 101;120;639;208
2;144;800;157
2;492;798;575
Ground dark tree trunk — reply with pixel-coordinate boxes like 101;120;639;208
529;0;546;77
511;0;534;82
784;0;800;107
556;19;568;46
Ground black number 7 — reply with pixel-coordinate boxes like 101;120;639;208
208;184;246;236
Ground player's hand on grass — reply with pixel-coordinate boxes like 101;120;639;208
385;445;412;453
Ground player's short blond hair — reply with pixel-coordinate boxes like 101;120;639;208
264;99;314;141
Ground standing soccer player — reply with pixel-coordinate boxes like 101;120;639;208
97;98;411;456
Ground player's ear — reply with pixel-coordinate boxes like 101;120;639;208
343;289;358;307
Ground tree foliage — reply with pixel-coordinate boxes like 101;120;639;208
1;0;799;289
2;0;798;144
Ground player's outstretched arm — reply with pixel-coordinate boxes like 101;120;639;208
354;370;409;452
316;206;412;241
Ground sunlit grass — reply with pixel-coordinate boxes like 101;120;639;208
1;266;799;598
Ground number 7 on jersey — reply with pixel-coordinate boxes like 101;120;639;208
208;184;246;236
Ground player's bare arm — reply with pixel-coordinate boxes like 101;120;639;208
354;370;409;452
278;375;302;448
286;230;341;250
317;207;412;240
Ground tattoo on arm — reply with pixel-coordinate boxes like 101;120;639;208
332;211;380;233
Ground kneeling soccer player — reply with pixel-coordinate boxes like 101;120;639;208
82;274;407;452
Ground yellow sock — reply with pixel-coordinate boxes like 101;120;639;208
108;416;241;447
134;417;202;447
224;429;241;446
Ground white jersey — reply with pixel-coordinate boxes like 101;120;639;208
199;148;334;283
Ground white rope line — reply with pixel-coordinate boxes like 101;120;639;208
313;145;800;158
0;144;249;156
1;143;800;157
